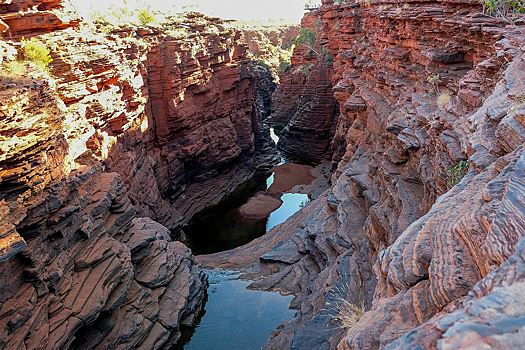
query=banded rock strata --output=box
[200,1,525,349]
[0,1,277,348]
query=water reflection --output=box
[181,126,311,349]
[267,193,309,231]
[179,271,295,350]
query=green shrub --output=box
[448,160,469,186]
[293,28,317,51]
[279,60,292,73]
[137,8,156,26]
[4,60,26,76]
[482,0,525,18]
[21,38,52,71]
[323,50,334,66]
[293,29,334,65]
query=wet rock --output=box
[269,163,316,194]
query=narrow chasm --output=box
[180,125,331,349]
[1,1,525,350]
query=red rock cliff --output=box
[0,2,277,348]
[199,1,525,349]
[271,11,338,163]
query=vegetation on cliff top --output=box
[137,8,157,26]
[21,38,53,71]
[226,21,299,79]
[482,0,525,18]
[1,38,52,77]
[89,6,159,29]
[293,28,333,66]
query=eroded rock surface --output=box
[2,0,525,349]
[0,3,278,348]
[270,11,338,163]
[201,1,525,349]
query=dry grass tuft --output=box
[437,92,452,109]
[333,298,365,329]
[321,283,366,331]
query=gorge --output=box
[1,0,525,349]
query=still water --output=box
[179,271,295,350]
[181,127,309,349]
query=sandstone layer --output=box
[239,194,283,219]
[0,2,278,348]
[270,11,338,163]
[201,1,525,349]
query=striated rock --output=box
[199,1,525,349]
[0,3,277,349]
[270,11,338,163]
[277,63,338,163]
[2,0,524,349]
[0,0,80,34]
[0,167,206,350]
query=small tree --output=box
[293,28,333,65]
[293,28,320,56]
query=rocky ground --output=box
[0,1,281,348]
[202,0,525,349]
[1,0,525,349]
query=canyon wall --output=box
[201,0,525,349]
[270,11,339,163]
[0,1,277,348]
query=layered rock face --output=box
[0,77,207,349]
[0,0,80,34]
[200,1,525,349]
[0,2,276,348]
[270,12,338,163]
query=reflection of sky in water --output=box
[266,172,275,190]
[183,270,295,350]
[183,127,310,348]
[267,193,309,231]
[270,127,279,145]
